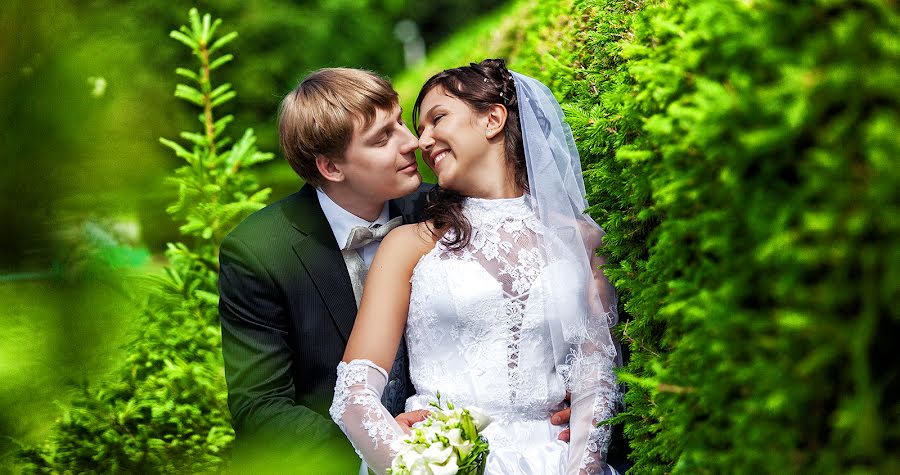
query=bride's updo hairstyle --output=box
[412,58,527,250]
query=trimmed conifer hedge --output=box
[397,0,899,472]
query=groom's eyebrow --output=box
[364,107,402,143]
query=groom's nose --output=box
[398,126,418,154]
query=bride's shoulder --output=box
[378,222,440,265]
[387,221,443,244]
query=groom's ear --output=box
[315,155,345,183]
[485,103,508,140]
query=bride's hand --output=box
[394,409,431,434]
[551,391,572,442]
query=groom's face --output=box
[336,104,422,203]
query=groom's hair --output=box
[278,68,399,187]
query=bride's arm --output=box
[566,339,619,475]
[329,223,435,474]
[566,226,621,475]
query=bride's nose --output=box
[418,128,434,153]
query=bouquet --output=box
[388,393,492,475]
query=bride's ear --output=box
[484,104,508,140]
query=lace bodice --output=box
[405,195,565,418]
[331,196,618,475]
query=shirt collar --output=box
[316,188,390,249]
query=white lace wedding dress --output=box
[331,196,619,475]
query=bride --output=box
[330,59,620,475]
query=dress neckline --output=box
[459,194,535,232]
[463,194,530,213]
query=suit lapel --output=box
[283,184,431,343]
[284,186,357,342]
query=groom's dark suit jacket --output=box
[218,183,430,472]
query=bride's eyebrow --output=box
[416,104,443,133]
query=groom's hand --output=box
[551,392,572,442]
[395,410,431,434]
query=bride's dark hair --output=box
[412,58,528,250]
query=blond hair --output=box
[278,68,398,187]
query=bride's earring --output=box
[485,128,494,135]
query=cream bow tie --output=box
[342,216,403,251]
[341,216,402,307]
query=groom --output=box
[217,68,429,472]
[218,67,576,472]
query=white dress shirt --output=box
[317,189,391,475]
[316,188,390,267]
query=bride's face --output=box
[416,87,492,191]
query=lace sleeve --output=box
[329,359,404,474]
[564,343,619,475]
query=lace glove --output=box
[565,350,619,475]
[329,359,404,475]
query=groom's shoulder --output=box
[391,183,434,220]
[411,182,434,199]
[223,188,312,248]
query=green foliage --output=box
[14,0,899,472]
[577,1,899,473]
[0,0,97,270]
[0,1,508,258]
[82,0,507,159]
[19,9,272,473]
[205,0,507,154]
[397,0,899,472]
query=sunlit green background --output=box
[0,0,503,467]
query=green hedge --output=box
[396,0,899,473]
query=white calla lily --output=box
[466,406,492,431]
[427,452,459,475]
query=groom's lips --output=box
[398,161,418,173]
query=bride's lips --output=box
[429,149,450,168]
